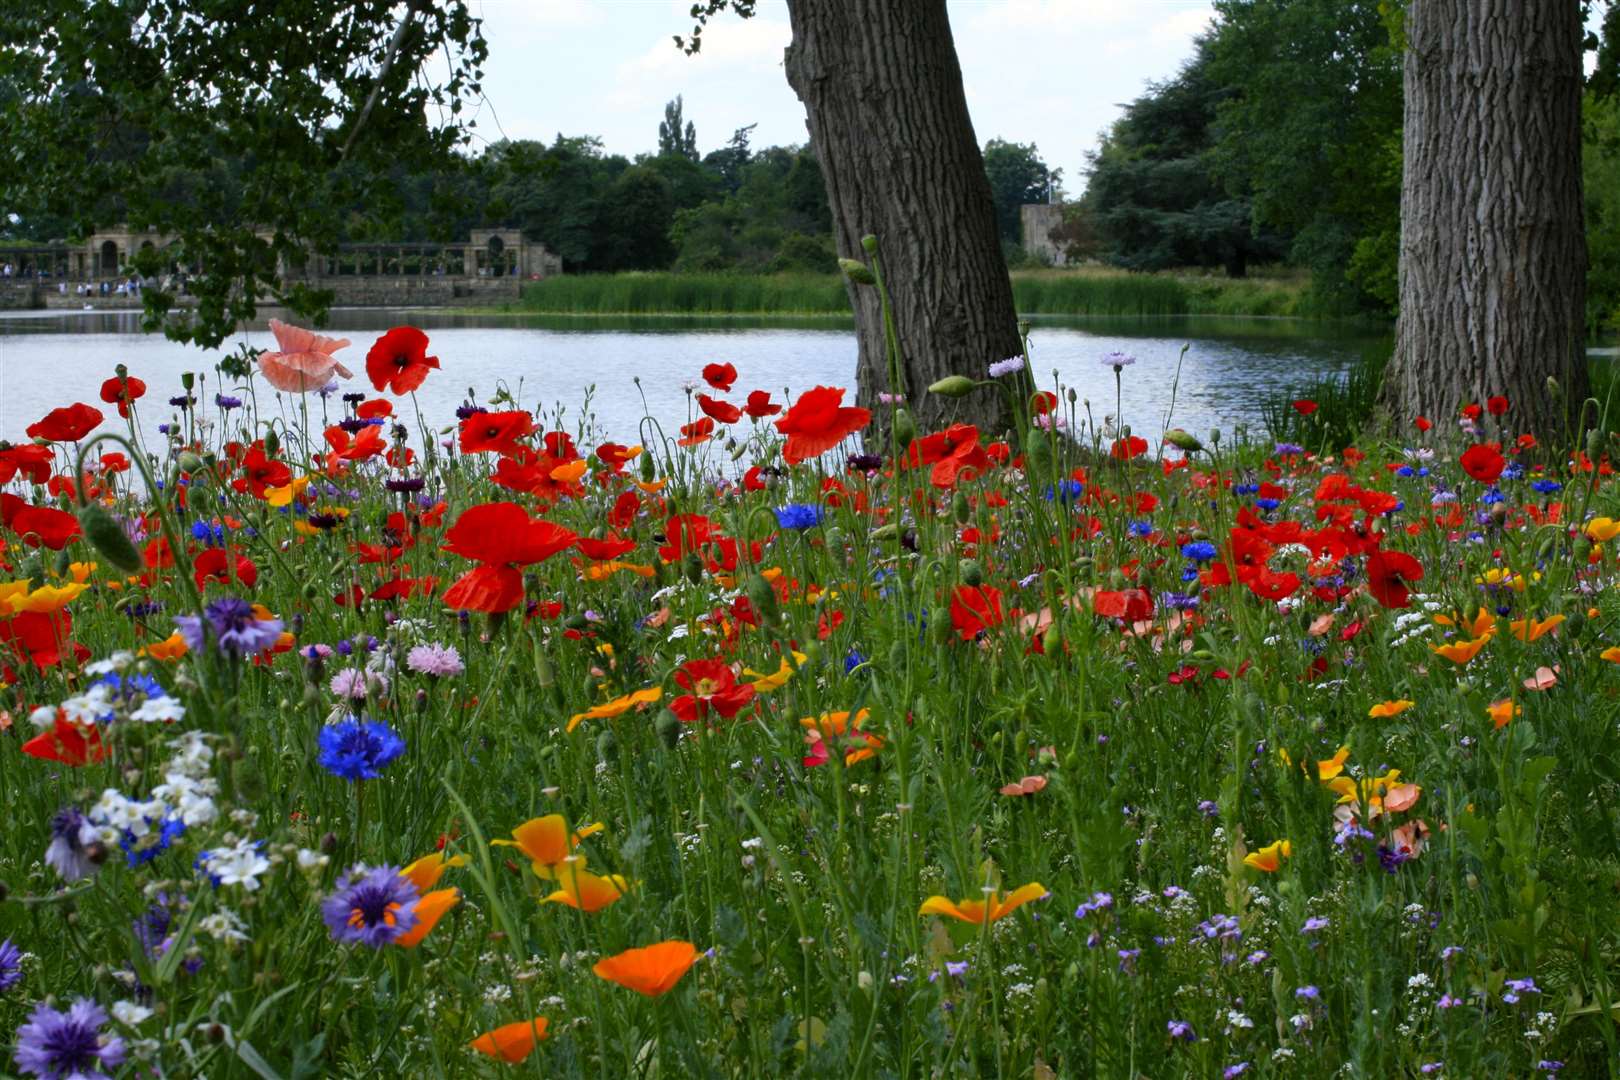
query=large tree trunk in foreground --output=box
[784,0,1022,437]
[1384,0,1588,439]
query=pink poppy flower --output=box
[257,319,354,393]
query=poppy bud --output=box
[77,502,143,574]
[563,612,588,631]
[595,729,617,762]
[1042,622,1063,655]
[1545,376,1561,400]
[176,450,204,475]
[264,427,279,458]
[959,559,983,587]
[1209,428,1222,446]
[929,605,950,646]
[181,371,195,390]
[928,375,976,398]
[683,551,705,585]
[952,490,971,524]
[838,258,875,286]
[302,582,319,600]
[1163,428,1202,452]
[321,831,338,855]
[1588,427,1604,460]
[745,573,780,624]
[1024,426,1052,476]
[1566,608,1587,636]
[639,452,656,482]
[893,408,917,448]
[871,523,898,542]
[1063,752,1079,773]
[861,234,879,254]
[655,710,681,748]
[53,546,72,578]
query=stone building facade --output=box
[1020,203,1070,267]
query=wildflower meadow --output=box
[2,303,1619,1078]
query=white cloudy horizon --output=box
[459,0,1219,197]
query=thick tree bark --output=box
[784,0,1023,436]
[1384,0,1588,439]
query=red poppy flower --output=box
[357,399,393,420]
[1110,435,1148,460]
[99,374,148,418]
[324,424,385,463]
[1292,399,1318,416]
[702,362,737,392]
[775,386,872,465]
[575,535,637,561]
[193,548,258,592]
[234,445,291,499]
[2,499,81,550]
[27,402,104,443]
[908,424,991,489]
[670,658,755,723]
[697,394,743,424]
[608,490,641,530]
[1486,395,1509,416]
[1414,415,1432,432]
[1093,589,1154,622]
[678,417,715,447]
[460,411,535,456]
[1460,403,1483,421]
[366,326,441,394]
[950,584,1005,641]
[441,502,578,613]
[743,390,782,418]
[0,609,79,670]
[1243,567,1300,603]
[22,714,106,766]
[596,443,638,472]
[0,443,53,485]
[1030,390,1059,416]
[1365,548,1423,609]
[1459,443,1505,484]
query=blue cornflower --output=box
[1255,497,1280,511]
[774,504,824,530]
[1044,480,1084,503]
[1127,520,1154,538]
[1167,1020,1196,1042]
[318,718,406,780]
[214,393,242,410]
[844,649,867,674]
[1180,541,1218,562]
[14,999,126,1080]
[1396,465,1415,477]
[0,938,22,992]
[1274,442,1304,456]
[1531,479,1562,494]
[321,865,419,948]
[1501,462,1525,481]
[121,814,186,867]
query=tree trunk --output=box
[784,0,1022,436]
[1384,0,1588,439]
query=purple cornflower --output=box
[45,807,100,883]
[1167,1019,1196,1042]
[988,356,1025,378]
[1301,916,1330,935]
[1295,985,1320,1000]
[1436,994,1461,1009]
[1102,351,1136,371]
[0,939,22,992]
[1274,442,1305,456]
[945,960,968,978]
[1073,892,1114,920]
[406,643,464,678]
[1538,1062,1563,1073]
[174,597,284,657]
[317,718,406,781]
[214,393,242,409]
[1503,977,1540,1003]
[1224,1065,1251,1079]
[1420,1065,1443,1076]
[321,865,420,948]
[1117,948,1140,974]
[386,476,426,494]
[14,998,126,1080]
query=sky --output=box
[460,0,1218,197]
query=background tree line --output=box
[1068,0,1620,330]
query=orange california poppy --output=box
[1487,699,1521,728]
[566,686,662,732]
[1368,699,1414,719]
[917,882,1047,924]
[469,1017,549,1063]
[1431,637,1489,665]
[394,888,460,948]
[542,865,629,912]
[592,941,700,997]
[1242,839,1292,872]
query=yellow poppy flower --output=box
[68,561,98,583]
[1368,699,1415,719]
[582,560,655,581]
[140,631,189,662]
[745,652,808,692]
[1276,745,1350,781]
[5,582,87,614]
[1603,646,1620,664]
[492,815,605,880]
[542,863,631,912]
[566,685,662,732]
[1243,839,1292,872]
[401,851,468,892]
[1586,517,1620,542]
[265,476,311,508]
[918,882,1047,924]
[549,459,588,484]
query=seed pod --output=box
[861,234,879,255]
[78,502,143,574]
[928,375,976,398]
[893,408,917,448]
[952,490,971,524]
[959,558,983,587]
[838,258,875,286]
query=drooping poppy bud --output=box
[77,501,143,574]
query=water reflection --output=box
[2,308,1386,447]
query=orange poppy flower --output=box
[469,1017,549,1063]
[592,940,700,997]
[566,686,662,732]
[1487,699,1521,728]
[1431,637,1489,665]
[1508,614,1564,642]
[1368,699,1414,719]
[918,882,1047,924]
[1242,839,1292,872]
[401,852,468,891]
[395,887,460,948]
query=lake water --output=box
[0,308,1386,449]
